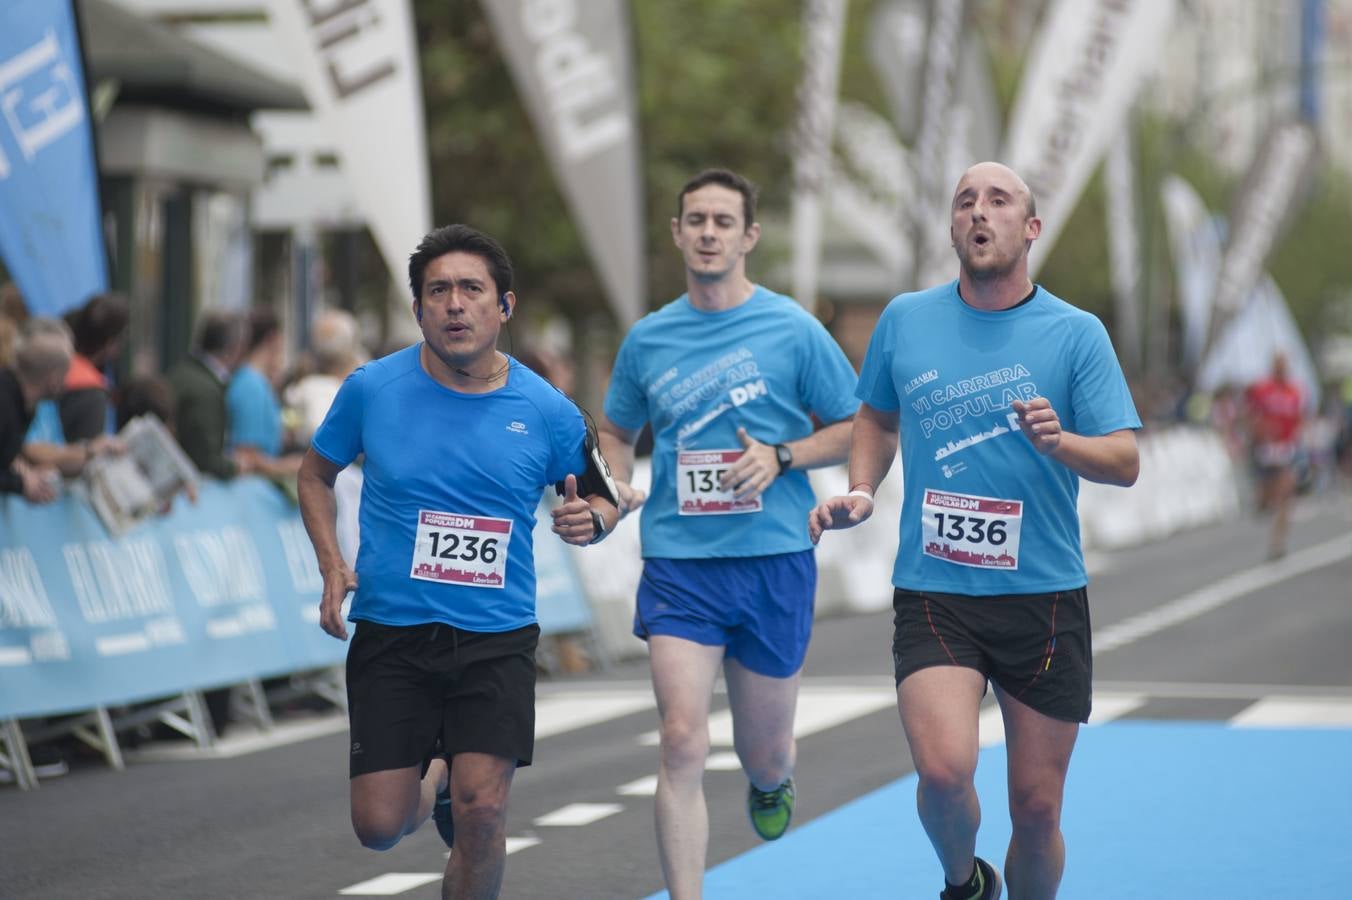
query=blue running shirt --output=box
[312,346,585,631]
[857,282,1141,594]
[606,286,860,558]
[227,364,283,456]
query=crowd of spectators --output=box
[1,289,370,754]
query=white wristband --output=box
[846,489,874,502]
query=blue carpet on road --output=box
[644,722,1352,899]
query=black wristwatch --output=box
[588,508,607,544]
[774,443,793,475]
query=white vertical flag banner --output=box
[1104,138,1142,370]
[480,0,644,327]
[264,0,431,299]
[908,0,964,290]
[1197,275,1320,411]
[1160,174,1223,369]
[1003,0,1176,278]
[1206,119,1318,349]
[790,0,848,313]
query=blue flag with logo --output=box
[0,0,106,317]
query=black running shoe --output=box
[940,857,1002,900]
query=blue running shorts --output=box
[633,551,816,678]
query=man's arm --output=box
[1012,398,1140,486]
[596,414,646,513]
[720,416,855,502]
[550,474,622,546]
[297,448,355,639]
[808,403,899,543]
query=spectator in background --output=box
[167,311,249,480]
[1,320,73,503]
[61,292,129,442]
[117,375,177,432]
[0,314,17,369]
[17,317,122,479]
[285,308,365,445]
[227,307,302,478]
[1245,353,1304,560]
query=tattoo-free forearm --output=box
[783,418,853,470]
[847,404,900,494]
[1050,429,1140,486]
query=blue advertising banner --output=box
[0,0,107,317]
[0,479,343,720]
[0,480,597,721]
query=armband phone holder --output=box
[555,403,620,508]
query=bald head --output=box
[954,162,1037,218]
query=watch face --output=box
[776,444,792,471]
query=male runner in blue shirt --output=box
[599,169,859,899]
[298,224,619,900]
[811,162,1141,900]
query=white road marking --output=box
[1230,697,1352,729]
[638,687,897,746]
[1094,680,1352,700]
[533,802,624,827]
[706,751,742,771]
[977,705,1005,748]
[338,873,441,895]
[1089,692,1148,725]
[1094,533,1352,653]
[978,692,1146,748]
[127,715,348,762]
[535,692,654,739]
[506,836,542,854]
[617,775,658,796]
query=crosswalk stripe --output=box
[638,687,897,746]
[506,836,541,854]
[338,873,441,895]
[706,751,742,770]
[617,775,658,796]
[533,802,624,826]
[1230,697,1352,729]
[535,692,654,739]
[978,692,1144,748]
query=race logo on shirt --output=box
[650,347,769,445]
[905,364,1039,462]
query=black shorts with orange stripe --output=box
[891,586,1092,723]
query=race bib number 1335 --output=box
[410,511,512,588]
[921,489,1022,570]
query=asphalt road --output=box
[4,495,1350,899]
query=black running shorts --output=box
[345,619,540,778]
[891,586,1092,723]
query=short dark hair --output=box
[677,169,758,230]
[246,307,282,353]
[117,375,175,431]
[196,311,246,356]
[407,225,514,301]
[66,292,129,358]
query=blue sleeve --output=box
[226,374,273,451]
[603,332,648,432]
[311,367,367,467]
[855,304,901,411]
[796,317,860,423]
[1067,316,1142,436]
[24,400,66,444]
[547,395,587,485]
